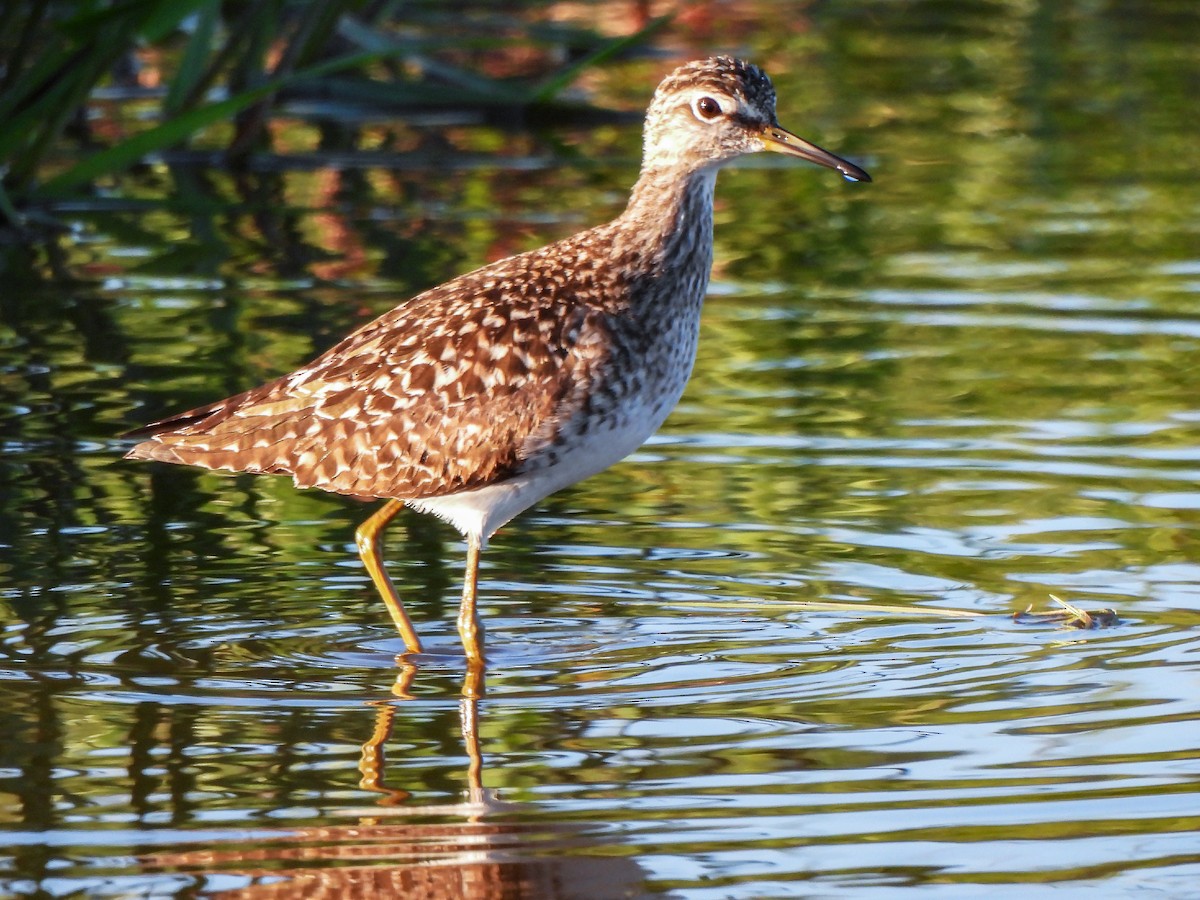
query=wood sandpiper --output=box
[124,57,871,662]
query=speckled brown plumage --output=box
[124,56,870,661]
[126,209,690,502]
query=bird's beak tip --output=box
[762,124,871,184]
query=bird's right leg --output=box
[457,535,485,664]
[356,499,424,654]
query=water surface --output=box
[3,2,1200,897]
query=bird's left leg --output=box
[356,499,424,654]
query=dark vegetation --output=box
[0,0,664,236]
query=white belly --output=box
[408,359,693,544]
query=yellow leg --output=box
[355,500,424,654]
[456,535,485,663]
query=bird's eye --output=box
[692,96,723,121]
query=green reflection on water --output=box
[2,1,1200,897]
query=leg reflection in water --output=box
[144,664,652,898]
[359,662,490,810]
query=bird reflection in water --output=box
[143,667,654,899]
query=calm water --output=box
[3,3,1200,897]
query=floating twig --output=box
[1013,594,1120,629]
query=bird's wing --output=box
[124,246,613,500]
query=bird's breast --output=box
[516,267,708,479]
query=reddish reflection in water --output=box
[144,667,652,899]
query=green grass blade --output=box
[38,51,395,197]
[531,14,671,104]
[164,0,220,114]
[138,0,212,43]
[335,15,525,103]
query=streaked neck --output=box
[613,164,718,273]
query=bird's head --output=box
[642,56,870,183]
